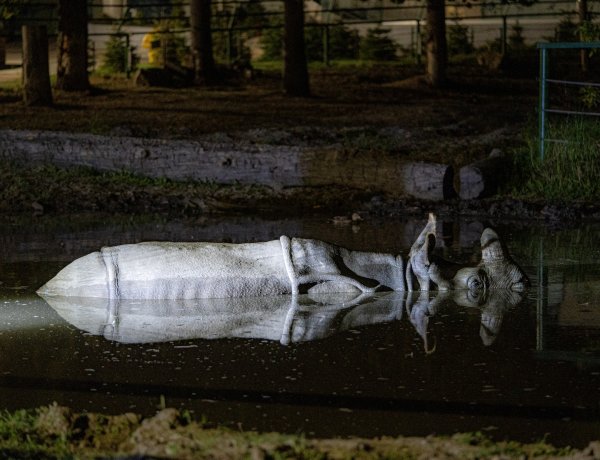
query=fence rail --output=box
[3,1,600,88]
[537,41,600,160]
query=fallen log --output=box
[400,162,455,201]
[0,129,456,200]
[458,149,509,200]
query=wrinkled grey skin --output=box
[406,214,529,294]
[406,214,451,291]
[39,213,527,302]
[404,213,528,350]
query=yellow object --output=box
[141,32,162,65]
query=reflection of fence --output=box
[537,41,600,160]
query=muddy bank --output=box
[371,196,600,226]
[0,69,592,223]
[2,404,595,459]
[0,128,596,223]
[1,154,598,226]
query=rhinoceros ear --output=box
[480,228,506,263]
[412,213,436,246]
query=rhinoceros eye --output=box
[467,270,489,292]
[467,270,486,291]
[468,277,480,290]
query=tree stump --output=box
[22,25,53,106]
[401,162,455,201]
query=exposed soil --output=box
[0,64,536,145]
[3,404,597,459]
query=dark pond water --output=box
[1,214,599,447]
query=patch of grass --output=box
[0,160,214,214]
[451,431,573,458]
[0,405,587,459]
[0,77,21,92]
[515,117,600,200]
[0,408,71,458]
[252,59,283,72]
[0,159,372,215]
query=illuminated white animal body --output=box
[37,236,405,300]
[38,215,528,301]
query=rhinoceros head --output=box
[452,228,529,293]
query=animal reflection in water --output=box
[42,288,524,348]
[38,213,528,349]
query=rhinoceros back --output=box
[39,240,293,299]
[38,237,405,300]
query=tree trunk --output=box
[0,36,6,68]
[190,0,216,85]
[22,25,52,106]
[56,0,89,91]
[425,0,447,88]
[283,0,310,97]
[578,0,589,73]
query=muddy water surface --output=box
[0,214,599,447]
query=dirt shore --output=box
[1,404,597,459]
[5,64,587,222]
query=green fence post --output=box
[538,45,547,161]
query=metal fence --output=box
[87,0,598,73]
[537,41,600,160]
[2,1,599,75]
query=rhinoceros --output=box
[37,214,528,300]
